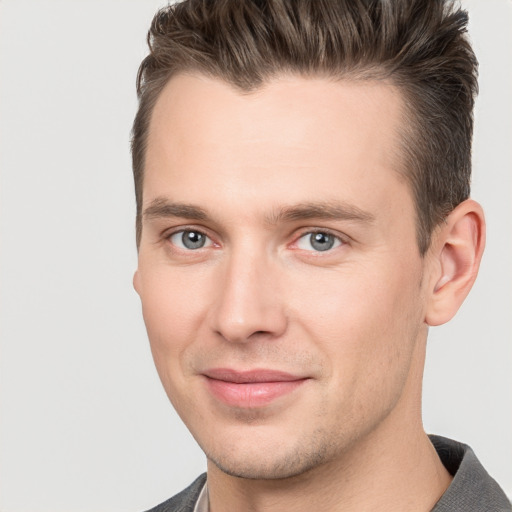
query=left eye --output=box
[296,232,342,252]
[169,230,213,250]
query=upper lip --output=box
[203,368,306,383]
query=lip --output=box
[202,368,309,408]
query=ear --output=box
[133,269,141,296]
[425,199,486,326]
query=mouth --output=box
[202,368,309,408]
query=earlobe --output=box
[425,199,485,326]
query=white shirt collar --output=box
[193,481,209,512]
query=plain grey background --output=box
[0,1,510,511]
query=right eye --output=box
[169,230,213,250]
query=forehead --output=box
[144,73,410,224]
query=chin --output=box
[209,453,328,480]
[203,431,334,480]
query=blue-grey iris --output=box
[310,232,335,251]
[182,231,206,249]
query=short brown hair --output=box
[132,0,478,253]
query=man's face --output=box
[135,73,433,479]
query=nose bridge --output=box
[210,242,286,343]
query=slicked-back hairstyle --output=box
[132,0,478,253]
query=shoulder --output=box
[143,474,207,512]
[430,435,511,512]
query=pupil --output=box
[311,232,334,251]
[183,231,205,249]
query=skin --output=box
[134,73,485,511]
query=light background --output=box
[0,1,510,511]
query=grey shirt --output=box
[430,435,510,511]
[145,435,511,512]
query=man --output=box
[131,0,510,510]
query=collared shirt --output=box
[192,482,208,512]
[430,435,511,511]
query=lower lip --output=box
[204,378,307,408]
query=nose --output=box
[209,249,288,343]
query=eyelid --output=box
[163,223,209,238]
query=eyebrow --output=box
[265,202,375,225]
[143,198,375,225]
[143,198,208,221]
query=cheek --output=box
[291,260,424,388]
[316,266,423,438]
[137,267,217,428]
[138,267,209,381]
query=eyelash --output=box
[164,227,346,253]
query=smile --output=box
[202,369,309,408]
